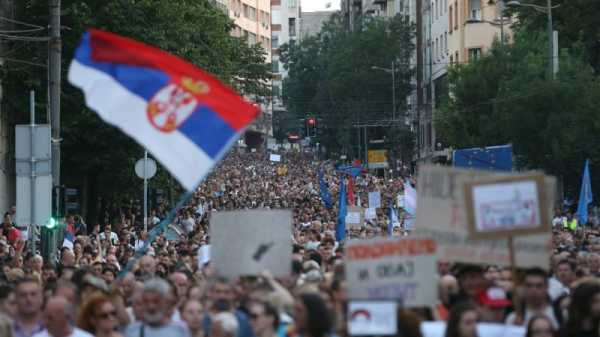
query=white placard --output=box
[210,210,292,278]
[420,322,525,337]
[368,191,381,209]
[365,208,377,220]
[269,154,281,162]
[397,195,405,209]
[346,206,364,228]
[348,301,397,336]
[345,237,437,307]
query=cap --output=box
[476,287,512,308]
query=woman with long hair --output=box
[181,299,204,337]
[445,302,478,337]
[292,293,333,337]
[76,293,123,337]
[526,315,557,337]
[560,279,600,337]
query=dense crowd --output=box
[0,150,599,337]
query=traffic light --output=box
[308,118,316,126]
[45,217,57,229]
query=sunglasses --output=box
[97,310,117,320]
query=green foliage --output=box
[2,0,271,218]
[280,14,416,158]
[436,28,600,197]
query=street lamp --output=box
[507,0,560,78]
[371,63,396,122]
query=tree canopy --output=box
[2,0,271,220]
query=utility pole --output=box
[49,0,61,190]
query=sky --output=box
[301,0,340,12]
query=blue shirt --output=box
[13,320,44,337]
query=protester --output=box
[444,302,478,337]
[560,279,600,337]
[506,268,560,328]
[34,296,93,337]
[181,299,204,337]
[526,315,557,337]
[13,277,44,337]
[77,293,123,337]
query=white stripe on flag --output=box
[68,60,214,190]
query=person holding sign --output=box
[444,302,478,337]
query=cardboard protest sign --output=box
[368,191,381,209]
[348,301,397,336]
[464,174,549,239]
[413,165,554,268]
[269,154,281,162]
[346,206,365,228]
[210,210,292,278]
[345,237,437,307]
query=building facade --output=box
[299,11,334,40]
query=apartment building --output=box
[419,0,509,162]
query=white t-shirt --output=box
[548,276,570,301]
[505,305,559,329]
[33,327,94,337]
[100,231,120,245]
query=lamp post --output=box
[371,62,396,122]
[507,0,559,78]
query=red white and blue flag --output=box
[68,29,260,190]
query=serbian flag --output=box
[68,29,260,190]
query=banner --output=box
[368,150,388,169]
[413,165,554,268]
[368,191,382,209]
[348,301,397,336]
[269,154,281,162]
[345,237,438,308]
[346,206,365,229]
[210,210,292,278]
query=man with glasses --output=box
[505,268,560,329]
[248,302,279,337]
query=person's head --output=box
[249,301,280,337]
[445,302,478,337]
[2,212,11,225]
[76,293,119,335]
[211,312,239,337]
[525,315,557,337]
[566,279,600,332]
[15,277,43,319]
[294,293,332,337]
[31,254,43,272]
[589,254,600,273]
[554,259,576,286]
[0,284,16,318]
[142,278,174,326]
[181,299,204,333]
[92,262,104,276]
[61,248,75,267]
[139,255,156,277]
[102,267,117,285]
[439,274,459,307]
[209,277,236,310]
[456,265,486,298]
[44,296,75,336]
[169,272,189,302]
[131,286,145,322]
[54,281,78,305]
[42,263,57,284]
[523,268,549,306]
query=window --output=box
[455,2,459,29]
[444,0,447,12]
[288,0,297,8]
[455,51,459,63]
[248,32,257,44]
[469,0,481,20]
[444,32,448,55]
[272,36,279,48]
[245,6,257,21]
[449,5,453,31]
[272,60,280,73]
[468,48,482,61]
[289,18,296,36]
[450,54,454,64]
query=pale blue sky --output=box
[301,0,340,12]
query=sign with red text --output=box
[413,166,554,268]
[345,238,438,307]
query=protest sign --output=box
[348,301,397,336]
[365,207,377,220]
[345,237,437,307]
[420,322,525,337]
[346,206,365,229]
[368,191,381,209]
[210,210,292,278]
[413,165,554,268]
[269,154,281,162]
[397,195,405,209]
[464,174,549,240]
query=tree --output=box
[436,29,600,197]
[1,0,271,221]
[280,13,416,159]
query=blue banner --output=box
[453,144,513,171]
[336,178,347,242]
[577,159,593,225]
[319,170,333,209]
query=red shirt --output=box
[3,226,21,245]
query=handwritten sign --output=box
[413,165,554,268]
[348,301,397,336]
[269,154,281,162]
[421,322,525,337]
[210,210,292,278]
[346,206,365,228]
[345,237,437,307]
[465,174,549,239]
[368,191,381,209]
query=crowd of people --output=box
[0,150,599,337]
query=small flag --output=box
[336,164,363,178]
[336,178,347,242]
[318,170,333,209]
[577,159,593,225]
[388,205,400,235]
[68,29,260,190]
[62,232,75,250]
[404,180,417,215]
